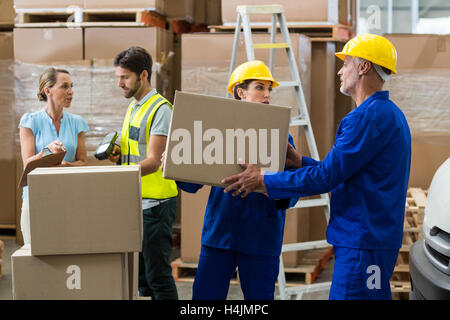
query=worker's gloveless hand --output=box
[108,144,121,163]
[222,163,266,198]
[285,143,302,169]
[46,140,66,154]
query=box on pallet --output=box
[164,0,194,21]
[0,0,15,24]
[221,0,356,26]
[11,245,130,300]
[84,0,164,11]
[13,0,84,9]
[13,28,84,63]
[84,27,174,101]
[384,34,450,189]
[28,166,142,255]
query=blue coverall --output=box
[264,91,411,299]
[177,135,298,300]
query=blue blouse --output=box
[18,109,90,201]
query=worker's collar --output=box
[134,88,157,108]
[370,90,389,100]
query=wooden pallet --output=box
[15,8,166,28]
[208,23,355,42]
[0,224,16,241]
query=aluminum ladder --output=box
[228,4,332,300]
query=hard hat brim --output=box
[227,78,280,95]
[334,52,397,74]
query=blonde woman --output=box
[18,67,89,244]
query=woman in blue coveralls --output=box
[18,67,89,245]
[174,61,298,300]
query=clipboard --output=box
[18,151,67,188]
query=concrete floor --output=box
[0,239,331,300]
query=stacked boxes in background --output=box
[11,166,142,299]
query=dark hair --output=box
[114,46,152,83]
[38,68,70,102]
[233,79,254,100]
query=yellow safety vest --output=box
[120,93,178,199]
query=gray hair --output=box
[354,57,391,82]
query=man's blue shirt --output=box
[264,91,411,249]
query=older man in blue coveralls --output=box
[222,34,412,300]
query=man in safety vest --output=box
[109,46,178,300]
[222,34,412,300]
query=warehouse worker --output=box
[19,67,89,244]
[222,34,412,300]
[109,46,178,300]
[163,61,299,300]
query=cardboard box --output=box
[13,28,83,63]
[14,0,84,9]
[0,32,14,60]
[84,0,164,11]
[163,91,291,187]
[28,166,142,256]
[181,33,311,116]
[164,0,194,21]
[0,0,15,24]
[84,27,174,101]
[384,34,450,189]
[12,245,129,300]
[221,0,355,25]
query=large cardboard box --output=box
[14,0,84,8]
[12,245,129,300]
[384,34,450,189]
[28,166,142,256]
[163,91,291,187]
[181,33,311,116]
[0,33,14,60]
[13,28,83,63]
[0,0,15,24]
[84,0,164,11]
[84,27,174,101]
[164,0,194,21]
[221,0,356,26]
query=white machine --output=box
[409,157,450,299]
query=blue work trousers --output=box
[329,246,399,300]
[192,245,280,300]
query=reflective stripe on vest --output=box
[120,93,178,199]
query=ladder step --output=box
[278,81,300,88]
[282,240,331,253]
[237,5,284,15]
[290,118,308,127]
[293,198,328,208]
[253,42,290,49]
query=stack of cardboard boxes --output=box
[11,165,142,299]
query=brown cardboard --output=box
[28,166,142,256]
[0,0,15,24]
[14,0,84,8]
[0,160,16,225]
[221,0,355,25]
[84,0,163,11]
[163,91,291,188]
[127,252,139,300]
[0,32,14,60]
[164,0,194,21]
[384,34,450,188]
[180,186,209,263]
[12,245,128,300]
[181,32,311,117]
[13,28,83,63]
[84,27,172,62]
[206,0,222,26]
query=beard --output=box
[123,79,141,99]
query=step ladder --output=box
[228,5,332,300]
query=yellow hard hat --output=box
[227,60,279,94]
[335,34,397,74]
